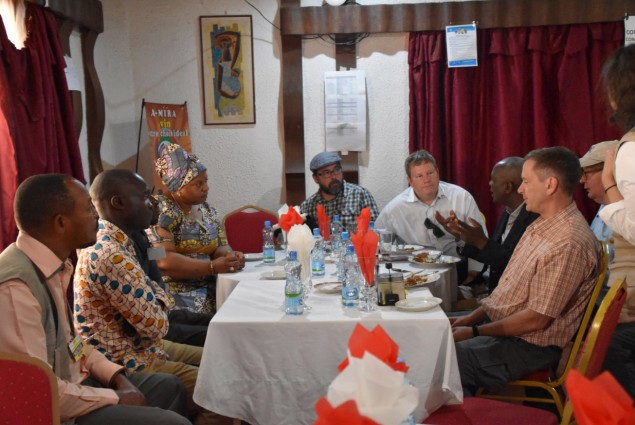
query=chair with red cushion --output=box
[425,278,626,425]
[0,352,60,425]
[223,205,278,254]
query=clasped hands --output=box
[213,251,245,273]
[435,210,488,250]
[448,315,475,342]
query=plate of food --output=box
[410,251,461,267]
[404,272,440,288]
[260,270,286,280]
[395,297,442,312]
[245,252,264,262]
[314,281,342,294]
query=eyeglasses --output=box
[317,166,343,179]
[424,218,445,238]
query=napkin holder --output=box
[377,272,405,306]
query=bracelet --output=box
[209,260,216,276]
[605,184,618,193]
[472,325,480,337]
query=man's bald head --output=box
[490,156,526,209]
[90,169,152,233]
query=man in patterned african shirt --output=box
[74,169,231,425]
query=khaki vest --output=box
[0,244,72,380]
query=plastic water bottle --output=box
[336,231,350,282]
[285,251,304,315]
[330,215,343,251]
[263,220,275,264]
[311,228,325,277]
[341,245,360,308]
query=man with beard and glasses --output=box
[300,151,379,233]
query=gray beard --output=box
[320,181,343,196]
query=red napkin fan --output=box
[279,206,305,232]
[314,399,380,425]
[350,208,378,286]
[338,324,409,373]
[317,204,330,241]
[565,370,635,425]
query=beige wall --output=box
[81,0,460,218]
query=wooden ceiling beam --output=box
[280,0,634,35]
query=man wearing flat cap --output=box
[300,151,379,232]
[579,140,620,243]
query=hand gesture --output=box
[455,217,488,249]
[434,210,460,239]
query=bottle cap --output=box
[333,215,340,222]
[288,251,298,261]
[313,228,321,236]
[341,231,349,240]
[264,220,271,227]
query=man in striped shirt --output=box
[450,147,602,395]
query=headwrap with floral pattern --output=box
[155,141,206,192]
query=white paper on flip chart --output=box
[324,70,367,152]
[446,24,478,68]
[625,16,635,46]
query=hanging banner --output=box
[144,101,192,188]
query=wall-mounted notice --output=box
[324,70,367,152]
[625,16,635,46]
[446,24,478,68]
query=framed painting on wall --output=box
[200,15,256,125]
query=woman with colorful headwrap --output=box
[147,141,245,315]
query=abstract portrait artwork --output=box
[200,15,255,125]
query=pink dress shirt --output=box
[0,232,123,420]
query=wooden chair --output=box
[0,352,60,425]
[223,205,278,254]
[559,278,627,424]
[425,278,626,425]
[476,241,610,415]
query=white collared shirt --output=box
[375,182,487,271]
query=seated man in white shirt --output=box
[375,150,487,281]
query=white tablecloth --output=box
[195,279,463,425]
[216,252,457,311]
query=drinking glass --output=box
[357,256,378,312]
[379,230,393,256]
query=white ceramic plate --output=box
[395,297,442,312]
[393,244,425,255]
[245,252,264,262]
[409,253,461,268]
[314,281,342,294]
[403,272,440,288]
[260,270,286,280]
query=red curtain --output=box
[0,5,84,251]
[409,22,623,229]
